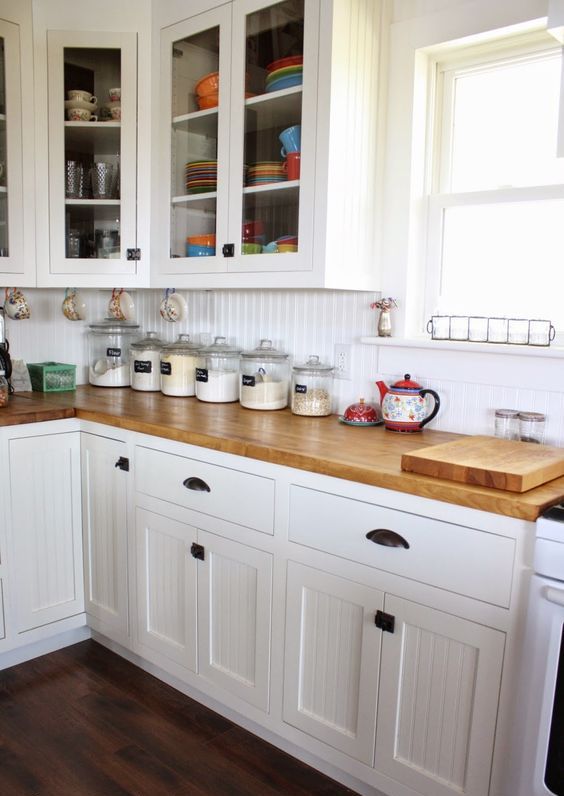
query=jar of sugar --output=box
[239,339,290,410]
[195,336,241,403]
[160,334,201,397]
[130,331,164,391]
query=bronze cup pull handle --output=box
[183,476,211,492]
[366,529,409,549]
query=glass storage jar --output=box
[88,320,140,387]
[494,408,520,440]
[130,332,164,392]
[239,339,290,410]
[195,336,241,403]
[291,355,334,416]
[519,411,546,444]
[160,334,201,397]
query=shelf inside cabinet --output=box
[64,122,121,154]
[66,199,120,206]
[172,108,218,138]
[243,181,299,208]
[0,186,6,194]
[245,87,302,133]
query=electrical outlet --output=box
[334,343,351,380]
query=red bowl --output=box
[242,220,265,238]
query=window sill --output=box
[359,336,564,358]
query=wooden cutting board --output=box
[401,435,564,492]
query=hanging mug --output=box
[62,288,87,321]
[4,287,31,320]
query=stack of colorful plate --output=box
[265,55,303,93]
[246,161,286,186]
[185,160,217,194]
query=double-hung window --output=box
[424,31,564,329]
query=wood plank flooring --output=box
[0,640,358,796]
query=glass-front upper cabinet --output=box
[46,31,138,279]
[0,14,32,284]
[157,0,317,286]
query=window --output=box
[424,32,564,328]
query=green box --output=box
[27,362,76,392]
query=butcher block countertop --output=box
[2,384,564,522]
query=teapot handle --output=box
[419,389,440,428]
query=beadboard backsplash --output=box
[5,287,564,446]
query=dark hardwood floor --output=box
[0,640,358,796]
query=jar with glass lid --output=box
[160,334,201,397]
[88,320,140,387]
[291,355,334,416]
[130,331,164,392]
[195,336,241,403]
[239,339,290,410]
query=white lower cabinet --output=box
[9,432,84,632]
[81,432,129,640]
[0,580,5,640]
[284,560,506,796]
[134,504,272,712]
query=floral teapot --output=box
[376,374,440,432]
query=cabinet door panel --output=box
[283,561,383,764]
[375,595,505,796]
[10,433,84,631]
[198,529,272,711]
[135,507,197,672]
[81,433,128,636]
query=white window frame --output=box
[422,30,564,327]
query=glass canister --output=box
[88,320,140,387]
[160,334,201,397]
[130,331,164,392]
[519,411,546,444]
[239,339,290,410]
[291,355,334,416]
[195,336,241,403]
[494,408,520,440]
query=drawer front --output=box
[135,446,275,534]
[289,486,514,606]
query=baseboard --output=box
[0,625,92,670]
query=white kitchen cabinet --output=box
[0,0,36,285]
[154,0,386,289]
[81,432,129,641]
[9,432,84,632]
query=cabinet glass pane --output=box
[0,37,8,258]
[242,0,303,255]
[63,47,121,260]
[170,27,219,259]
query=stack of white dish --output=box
[65,89,98,122]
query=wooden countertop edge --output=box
[74,408,553,522]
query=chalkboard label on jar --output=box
[196,367,209,383]
[107,347,121,358]
[242,374,256,387]
[295,383,307,394]
[160,361,172,376]
[134,360,152,374]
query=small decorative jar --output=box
[130,331,164,392]
[291,355,334,416]
[519,411,546,444]
[239,339,290,410]
[0,369,8,407]
[195,336,241,403]
[494,408,520,440]
[88,320,140,387]
[160,334,201,397]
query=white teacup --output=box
[62,288,87,321]
[67,108,97,122]
[159,289,187,322]
[109,87,121,102]
[67,89,97,104]
[109,105,121,121]
[4,287,31,320]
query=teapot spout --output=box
[375,380,388,402]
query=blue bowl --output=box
[265,74,303,93]
[186,243,215,257]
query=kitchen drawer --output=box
[135,445,274,534]
[289,485,515,606]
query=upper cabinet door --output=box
[0,9,35,286]
[44,30,138,285]
[158,4,232,278]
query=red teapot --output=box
[376,374,440,432]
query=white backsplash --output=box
[5,287,564,446]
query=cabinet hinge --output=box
[126,248,141,261]
[222,243,235,258]
[190,543,205,560]
[114,456,129,472]
[375,610,395,633]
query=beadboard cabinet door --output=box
[9,433,84,632]
[197,529,272,711]
[135,506,198,672]
[283,561,384,764]
[374,595,505,796]
[81,432,129,640]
